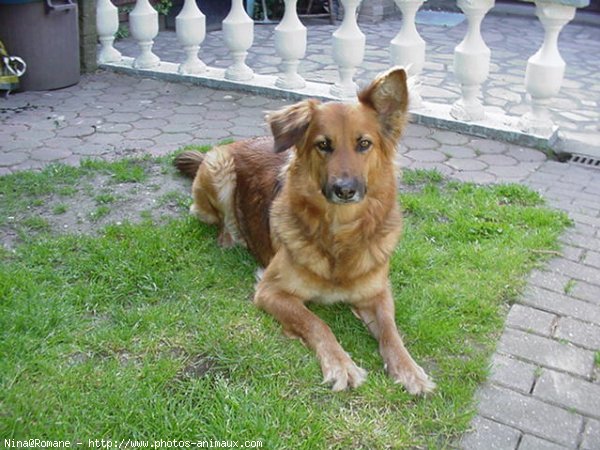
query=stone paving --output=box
[113,11,600,151]
[1,12,600,449]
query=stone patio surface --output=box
[112,9,600,153]
[1,9,599,450]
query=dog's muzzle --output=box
[323,177,366,204]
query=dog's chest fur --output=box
[269,167,402,296]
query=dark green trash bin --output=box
[0,0,80,91]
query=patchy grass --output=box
[89,205,112,222]
[0,159,150,227]
[52,204,68,215]
[0,158,570,447]
[402,167,445,186]
[80,158,150,184]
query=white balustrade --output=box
[390,0,426,109]
[331,0,365,99]
[223,0,254,81]
[97,0,122,64]
[129,0,160,69]
[95,0,591,150]
[451,0,495,121]
[176,0,206,75]
[519,1,576,135]
[275,0,307,89]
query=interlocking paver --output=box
[570,280,600,305]
[403,124,431,138]
[518,434,569,450]
[561,232,600,253]
[477,384,583,447]
[479,154,519,167]
[461,416,520,450]
[555,317,600,351]
[446,158,488,172]
[583,183,600,197]
[488,353,537,394]
[527,270,571,294]
[469,139,509,154]
[506,147,547,163]
[439,144,477,159]
[569,212,600,229]
[122,128,161,140]
[533,369,600,418]
[72,143,111,157]
[560,170,596,187]
[506,305,557,337]
[0,151,28,167]
[30,148,73,162]
[521,286,600,327]
[96,123,133,134]
[487,164,538,181]
[134,118,170,129]
[404,149,447,162]
[581,419,600,450]
[572,198,600,217]
[103,112,142,123]
[560,245,585,262]
[430,130,471,146]
[498,328,595,377]
[546,257,600,286]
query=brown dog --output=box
[175,68,435,394]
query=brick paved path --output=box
[1,71,599,449]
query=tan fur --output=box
[175,68,435,394]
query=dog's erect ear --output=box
[267,99,319,153]
[358,67,409,141]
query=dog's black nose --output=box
[332,178,359,202]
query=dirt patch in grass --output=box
[1,159,192,251]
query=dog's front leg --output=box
[353,289,435,395]
[254,287,367,391]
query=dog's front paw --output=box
[320,351,367,392]
[387,361,435,395]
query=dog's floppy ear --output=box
[358,67,409,142]
[267,99,319,153]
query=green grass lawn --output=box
[0,155,570,448]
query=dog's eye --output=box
[316,139,333,153]
[357,139,372,153]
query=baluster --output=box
[391,0,426,109]
[519,2,576,135]
[129,0,160,69]
[331,0,365,99]
[451,0,494,121]
[97,0,122,64]
[275,0,307,89]
[176,0,206,74]
[223,0,254,81]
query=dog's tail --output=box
[174,151,205,178]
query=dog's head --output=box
[267,68,409,205]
